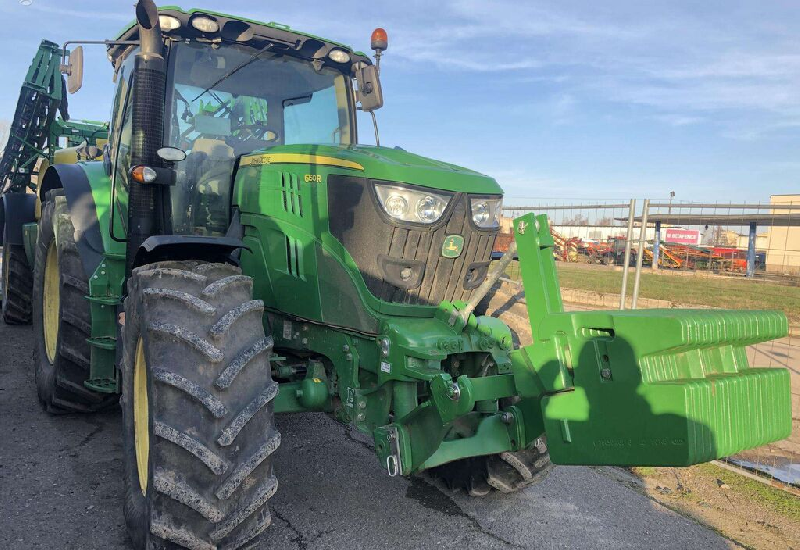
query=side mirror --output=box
[355,64,383,112]
[64,46,84,94]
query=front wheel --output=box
[431,437,552,497]
[122,260,280,550]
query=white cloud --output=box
[652,114,704,127]
[338,1,800,136]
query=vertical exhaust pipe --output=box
[135,0,163,59]
[126,0,167,278]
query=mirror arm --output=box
[60,40,140,66]
[370,111,380,147]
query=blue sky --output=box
[1,0,798,204]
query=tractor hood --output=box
[238,144,503,195]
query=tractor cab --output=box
[97,8,372,237]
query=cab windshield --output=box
[164,41,354,235]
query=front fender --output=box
[133,235,248,269]
[39,162,116,279]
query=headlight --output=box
[470,197,502,228]
[191,15,219,33]
[159,15,181,31]
[328,49,351,63]
[375,184,451,224]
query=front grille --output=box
[328,176,498,306]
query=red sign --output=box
[665,228,700,245]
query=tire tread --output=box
[32,193,118,412]
[122,261,279,550]
[2,243,33,324]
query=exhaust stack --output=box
[126,0,168,278]
[135,0,163,59]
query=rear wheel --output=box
[122,260,280,550]
[32,192,118,413]
[431,437,552,497]
[2,222,33,325]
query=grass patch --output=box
[631,466,657,477]
[550,263,800,324]
[696,463,800,522]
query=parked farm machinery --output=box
[550,226,581,262]
[498,227,764,273]
[0,3,793,549]
[643,244,684,268]
[0,39,108,324]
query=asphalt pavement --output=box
[0,320,734,550]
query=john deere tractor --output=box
[0,2,792,549]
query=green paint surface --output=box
[239,144,503,194]
[81,161,126,258]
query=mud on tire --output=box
[122,260,280,550]
[33,191,118,413]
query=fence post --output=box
[653,220,661,270]
[619,199,636,310]
[747,221,757,278]
[631,199,650,309]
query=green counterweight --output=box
[509,214,791,466]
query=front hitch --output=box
[371,213,791,476]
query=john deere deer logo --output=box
[441,235,464,258]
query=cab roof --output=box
[109,6,371,71]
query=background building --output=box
[765,194,800,274]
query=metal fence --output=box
[496,198,800,492]
[504,198,800,282]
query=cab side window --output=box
[284,79,346,145]
[110,53,137,192]
[114,96,133,192]
[107,50,138,234]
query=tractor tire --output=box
[121,260,281,550]
[431,436,552,497]
[32,191,118,413]
[2,224,33,325]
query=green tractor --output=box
[0,1,792,549]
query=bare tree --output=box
[562,213,589,226]
[705,225,735,246]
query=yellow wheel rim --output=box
[134,338,150,495]
[43,240,60,363]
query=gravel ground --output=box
[0,321,734,550]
